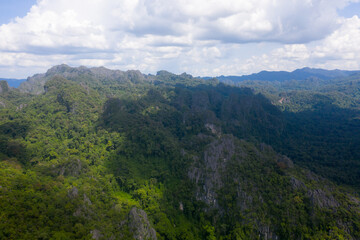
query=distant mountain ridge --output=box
[7,66,360,91]
[0,78,26,88]
[204,67,360,82]
[17,64,208,95]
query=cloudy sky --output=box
[0,0,360,78]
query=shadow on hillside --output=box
[279,102,360,187]
[0,121,30,164]
[99,83,360,187]
[98,84,285,185]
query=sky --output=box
[0,0,360,78]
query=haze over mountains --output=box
[0,78,26,88]
[4,66,360,89]
[202,67,360,82]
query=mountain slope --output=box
[1,65,360,239]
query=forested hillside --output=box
[0,65,359,239]
[215,70,360,188]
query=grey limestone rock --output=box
[290,176,306,190]
[19,64,148,94]
[90,229,103,240]
[128,207,157,240]
[0,80,9,94]
[55,158,83,177]
[188,135,237,207]
[68,186,79,199]
[307,189,340,208]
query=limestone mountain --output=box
[1,65,360,239]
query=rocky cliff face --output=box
[188,135,237,207]
[0,80,10,94]
[188,135,281,239]
[128,207,157,240]
[186,132,360,239]
[18,64,150,94]
[19,73,47,95]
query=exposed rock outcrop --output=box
[290,176,306,190]
[16,104,27,111]
[307,189,340,208]
[188,136,289,239]
[0,80,10,94]
[128,207,157,240]
[19,64,149,94]
[54,158,84,177]
[68,186,79,199]
[90,229,103,240]
[188,135,237,207]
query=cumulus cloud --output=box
[0,0,359,77]
[237,16,360,74]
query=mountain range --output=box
[203,67,360,82]
[3,66,360,89]
[0,64,360,239]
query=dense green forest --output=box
[0,65,360,239]
[217,72,360,188]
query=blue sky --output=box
[0,0,360,78]
[338,2,360,17]
[0,0,36,25]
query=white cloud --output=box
[0,0,359,77]
[314,16,360,59]
[237,16,360,74]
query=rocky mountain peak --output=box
[0,80,10,94]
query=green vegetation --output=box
[0,65,360,239]
[227,75,360,188]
